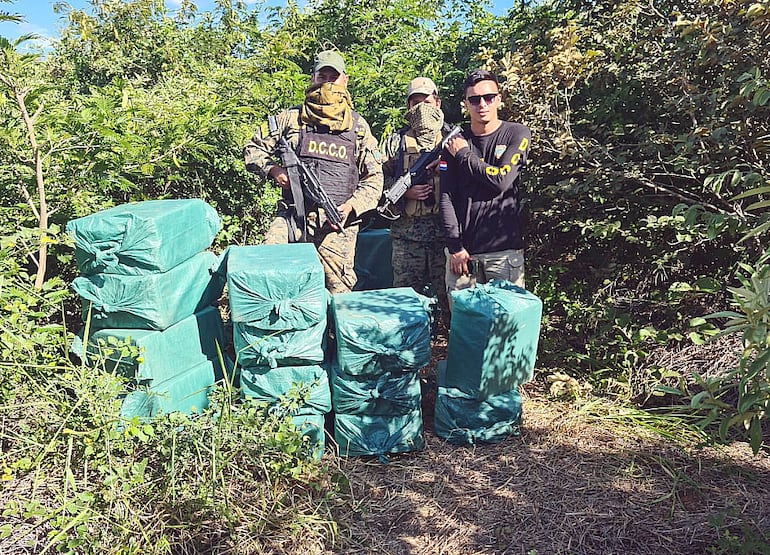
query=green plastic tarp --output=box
[434,360,522,444]
[330,287,431,377]
[291,413,326,460]
[445,280,542,399]
[73,251,225,331]
[233,316,327,369]
[353,228,393,291]
[120,358,217,419]
[225,244,327,329]
[329,361,421,416]
[334,407,424,459]
[239,364,332,414]
[72,306,224,379]
[434,391,522,445]
[67,199,221,276]
[71,305,227,382]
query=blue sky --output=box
[0,1,239,43]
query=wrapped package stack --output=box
[67,199,227,418]
[329,287,431,459]
[434,280,542,444]
[227,244,330,458]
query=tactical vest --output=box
[298,118,359,207]
[400,129,443,217]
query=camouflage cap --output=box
[407,77,438,100]
[313,50,346,74]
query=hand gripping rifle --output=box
[377,125,462,220]
[268,115,345,242]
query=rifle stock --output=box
[377,125,462,220]
[267,115,346,235]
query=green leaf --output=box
[692,277,721,292]
[753,87,770,106]
[690,390,709,408]
[688,331,705,345]
[749,417,763,454]
[653,385,683,396]
[732,186,770,201]
[745,199,770,212]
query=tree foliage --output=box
[1,0,770,548]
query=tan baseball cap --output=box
[313,50,346,74]
[407,77,438,100]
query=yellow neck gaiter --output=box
[301,83,354,132]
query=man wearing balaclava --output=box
[244,50,383,293]
[380,77,450,317]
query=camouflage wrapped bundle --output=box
[73,251,225,331]
[445,280,542,399]
[120,358,217,418]
[233,317,327,369]
[329,361,421,416]
[67,199,221,276]
[334,407,424,459]
[240,364,331,415]
[226,244,327,329]
[434,362,523,445]
[330,287,431,377]
[72,306,227,382]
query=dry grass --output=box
[331,394,770,555]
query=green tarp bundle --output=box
[120,358,217,418]
[433,388,522,445]
[330,287,431,377]
[72,305,227,382]
[226,244,327,329]
[240,364,332,414]
[445,280,542,399]
[233,317,327,369]
[291,413,326,460]
[73,251,225,331]
[329,361,421,416]
[353,228,393,291]
[434,361,522,445]
[334,407,424,459]
[67,199,221,276]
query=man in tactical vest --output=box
[244,50,383,293]
[380,77,450,315]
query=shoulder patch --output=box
[494,144,507,160]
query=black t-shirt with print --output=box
[439,121,531,255]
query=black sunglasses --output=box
[465,93,498,106]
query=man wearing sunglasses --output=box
[439,69,532,306]
[380,77,451,318]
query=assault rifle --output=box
[377,125,462,220]
[268,115,345,242]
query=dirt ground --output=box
[328,328,770,555]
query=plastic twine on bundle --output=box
[228,273,327,330]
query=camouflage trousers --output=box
[264,209,359,294]
[392,237,448,312]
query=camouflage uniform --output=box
[381,128,447,310]
[244,107,383,294]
